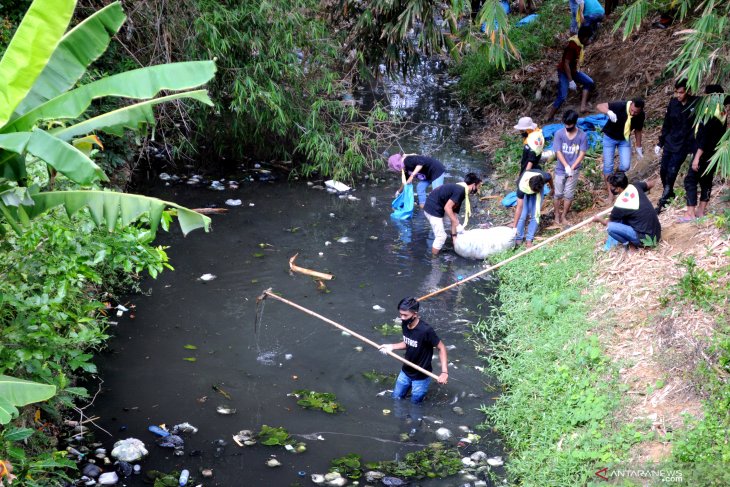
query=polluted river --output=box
[87,62,507,486]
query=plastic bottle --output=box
[179,469,189,486]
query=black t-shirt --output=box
[401,319,441,380]
[519,145,541,175]
[403,155,446,182]
[603,101,646,141]
[658,96,698,153]
[423,183,467,218]
[696,116,727,162]
[610,181,661,243]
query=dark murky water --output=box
[88,62,504,486]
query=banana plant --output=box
[0,0,217,236]
[0,376,56,425]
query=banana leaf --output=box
[0,0,75,128]
[0,129,106,184]
[0,375,57,425]
[11,2,126,119]
[53,90,214,140]
[7,61,217,133]
[25,190,212,236]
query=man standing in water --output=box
[379,297,448,403]
[423,172,482,256]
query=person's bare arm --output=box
[405,164,423,185]
[444,200,460,238]
[572,150,586,169]
[634,130,642,149]
[597,102,610,113]
[691,149,704,171]
[436,341,448,384]
[556,149,571,171]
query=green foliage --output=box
[373,322,401,336]
[257,425,294,447]
[670,256,717,309]
[473,234,636,485]
[0,376,56,425]
[292,389,343,414]
[454,0,569,105]
[370,444,463,479]
[0,0,213,236]
[190,0,387,181]
[330,453,362,479]
[361,370,396,384]
[0,208,170,385]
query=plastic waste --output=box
[98,472,119,485]
[148,425,170,437]
[199,273,216,281]
[266,458,281,467]
[336,236,353,243]
[116,461,133,477]
[157,434,184,449]
[216,405,237,415]
[111,438,147,462]
[453,226,516,259]
[487,456,504,466]
[82,463,102,478]
[382,477,407,486]
[516,13,539,26]
[435,427,452,440]
[225,199,242,206]
[171,422,198,435]
[324,180,351,192]
[159,172,171,181]
[391,183,414,221]
[372,305,385,311]
[179,469,190,486]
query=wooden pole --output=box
[289,253,334,280]
[417,208,612,302]
[261,290,440,381]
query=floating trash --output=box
[216,406,237,415]
[111,438,147,462]
[98,472,119,485]
[225,199,242,206]
[201,468,213,478]
[311,474,326,484]
[435,427,452,440]
[266,458,281,468]
[382,409,391,415]
[336,236,353,243]
[284,354,293,360]
[382,477,407,486]
[232,429,256,447]
[324,180,350,192]
[199,273,216,281]
[157,434,184,449]
[372,305,385,311]
[171,422,198,435]
[159,172,171,181]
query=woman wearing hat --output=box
[510,117,545,231]
[388,153,446,208]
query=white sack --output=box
[454,226,515,260]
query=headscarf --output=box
[456,182,472,228]
[388,153,404,172]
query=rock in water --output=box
[453,226,516,259]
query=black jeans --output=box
[684,158,718,206]
[659,150,690,203]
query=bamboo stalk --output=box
[289,253,334,280]
[418,208,613,301]
[261,290,440,381]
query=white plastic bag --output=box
[324,180,351,192]
[111,438,148,462]
[454,226,515,260]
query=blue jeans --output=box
[569,0,580,34]
[583,14,604,31]
[554,70,595,109]
[516,194,539,242]
[607,221,641,246]
[392,370,432,404]
[602,134,632,175]
[416,174,445,207]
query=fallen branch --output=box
[192,208,228,214]
[289,253,334,280]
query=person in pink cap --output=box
[388,153,446,208]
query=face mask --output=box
[566,126,576,133]
[470,186,478,195]
[401,316,416,327]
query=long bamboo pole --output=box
[260,289,440,381]
[417,208,612,301]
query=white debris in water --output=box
[318,252,324,256]
[329,213,335,217]
[225,199,242,206]
[341,331,351,337]
[284,354,293,360]
[376,390,391,396]
[256,351,277,365]
[325,241,332,246]
[458,425,470,432]
[470,451,487,462]
[372,305,385,311]
[354,346,363,352]
[116,304,129,312]
[461,457,476,467]
[346,195,359,201]
[435,427,452,440]
[266,458,281,467]
[337,236,353,243]
[324,180,351,192]
[486,456,504,467]
[249,203,255,207]
[311,474,326,484]
[159,172,171,181]
[199,273,217,281]
[284,444,295,452]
